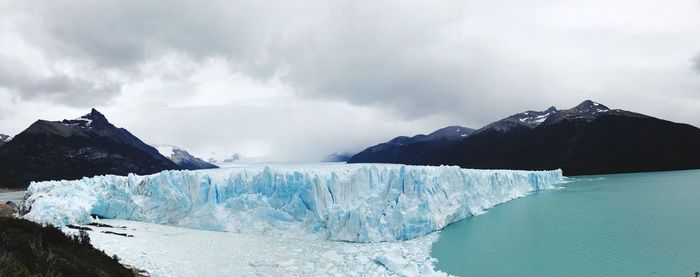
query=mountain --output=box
[0,134,11,147]
[349,100,700,175]
[153,144,218,170]
[323,152,355,162]
[0,109,180,188]
[472,106,558,135]
[347,126,475,164]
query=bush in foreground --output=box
[0,217,134,277]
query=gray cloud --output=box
[6,0,534,119]
[2,0,700,160]
[693,53,700,74]
[0,56,121,107]
[22,0,300,72]
[7,1,700,117]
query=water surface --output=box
[0,190,26,204]
[431,170,700,277]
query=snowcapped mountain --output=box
[0,109,179,188]
[349,100,700,175]
[153,144,218,170]
[541,100,648,126]
[415,126,475,141]
[0,134,11,146]
[473,106,558,134]
[347,126,475,164]
[471,100,631,135]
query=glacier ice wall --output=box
[22,164,563,242]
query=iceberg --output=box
[22,164,562,242]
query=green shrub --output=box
[0,259,30,277]
[0,217,134,276]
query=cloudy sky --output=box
[1,0,700,161]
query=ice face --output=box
[22,164,563,242]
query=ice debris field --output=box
[78,219,444,277]
[21,164,563,276]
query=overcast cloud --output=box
[1,0,700,161]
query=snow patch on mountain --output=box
[0,134,11,145]
[475,106,559,134]
[23,164,562,242]
[60,109,106,129]
[154,144,178,157]
[62,117,93,128]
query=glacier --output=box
[22,164,563,242]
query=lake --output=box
[431,169,700,277]
[0,190,26,204]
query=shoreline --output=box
[0,188,25,193]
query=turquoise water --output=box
[431,170,700,277]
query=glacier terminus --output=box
[22,164,563,243]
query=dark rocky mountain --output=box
[0,109,180,188]
[349,100,700,176]
[347,126,475,164]
[0,134,10,147]
[153,144,218,170]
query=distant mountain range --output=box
[0,109,212,188]
[348,126,475,164]
[153,144,218,170]
[205,152,243,164]
[2,100,698,187]
[323,152,355,162]
[348,100,700,175]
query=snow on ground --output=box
[71,219,447,277]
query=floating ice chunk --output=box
[374,248,420,277]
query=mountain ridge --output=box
[347,126,475,164]
[348,100,700,175]
[0,109,180,188]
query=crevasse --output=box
[22,164,563,242]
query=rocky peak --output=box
[61,108,110,129]
[572,100,609,114]
[423,126,474,141]
[541,100,613,126]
